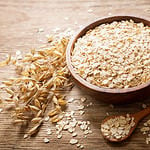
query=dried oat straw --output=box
[71,20,150,89]
[101,114,135,140]
[0,30,74,137]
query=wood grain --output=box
[0,0,150,150]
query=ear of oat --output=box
[0,31,74,136]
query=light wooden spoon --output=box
[100,106,150,142]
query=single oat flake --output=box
[70,138,78,145]
[44,138,49,143]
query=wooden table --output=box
[0,0,150,149]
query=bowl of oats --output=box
[66,16,150,103]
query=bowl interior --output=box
[66,16,150,94]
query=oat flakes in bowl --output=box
[66,16,150,103]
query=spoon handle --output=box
[133,106,150,122]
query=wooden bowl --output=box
[66,16,150,104]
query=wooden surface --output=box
[0,0,150,150]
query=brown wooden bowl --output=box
[66,15,150,104]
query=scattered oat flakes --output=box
[52,100,92,148]
[140,119,150,144]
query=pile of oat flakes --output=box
[72,20,150,89]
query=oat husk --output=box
[0,31,74,137]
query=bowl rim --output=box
[66,15,150,94]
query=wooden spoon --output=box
[100,106,150,142]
